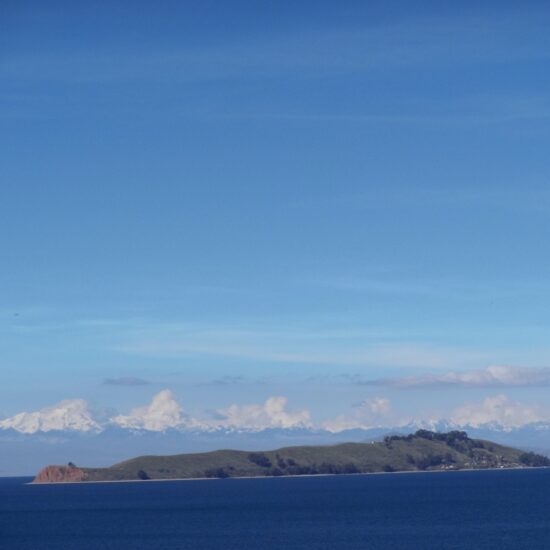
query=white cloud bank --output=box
[112,392,311,432]
[451,394,542,430]
[322,397,392,433]
[366,365,550,388]
[213,396,312,431]
[112,390,190,431]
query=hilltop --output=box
[33,430,550,483]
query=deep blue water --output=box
[1,469,550,549]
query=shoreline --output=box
[27,465,544,486]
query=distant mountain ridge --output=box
[4,397,550,436]
[4,394,550,476]
[33,430,550,483]
[0,392,311,434]
[0,399,101,434]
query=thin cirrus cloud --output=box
[103,377,152,387]
[198,375,245,387]
[4,7,550,84]
[116,323,488,370]
[363,365,550,389]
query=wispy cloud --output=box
[103,377,152,387]
[119,339,487,370]
[363,365,550,389]
[4,9,550,85]
[198,375,245,387]
[113,320,489,370]
[308,276,433,295]
[220,94,550,126]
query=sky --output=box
[2,0,550,430]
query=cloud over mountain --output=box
[451,394,542,430]
[112,390,189,431]
[111,392,312,432]
[213,396,312,431]
[0,390,313,434]
[322,397,392,433]
[365,365,550,389]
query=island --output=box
[32,430,550,483]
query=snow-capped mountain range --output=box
[0,399,101,434]
[0,390,313,434]
[3,390,550,437]
[2,390,550,476]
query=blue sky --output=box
[2,1,550,425]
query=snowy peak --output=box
[112,390,187,432]
[0,399,101,434]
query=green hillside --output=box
[33,430,550,483]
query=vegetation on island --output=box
[33,430,550,483]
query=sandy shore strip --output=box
[26,465,539,486]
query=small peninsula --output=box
[33,430,550,483]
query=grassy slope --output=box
[79,431,538,482]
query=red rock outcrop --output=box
[32,465,87,483]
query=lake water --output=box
[1,469,550,549]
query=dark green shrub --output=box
[204,467,229,478]
[519,452,550,467]
[248,453,272,468]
